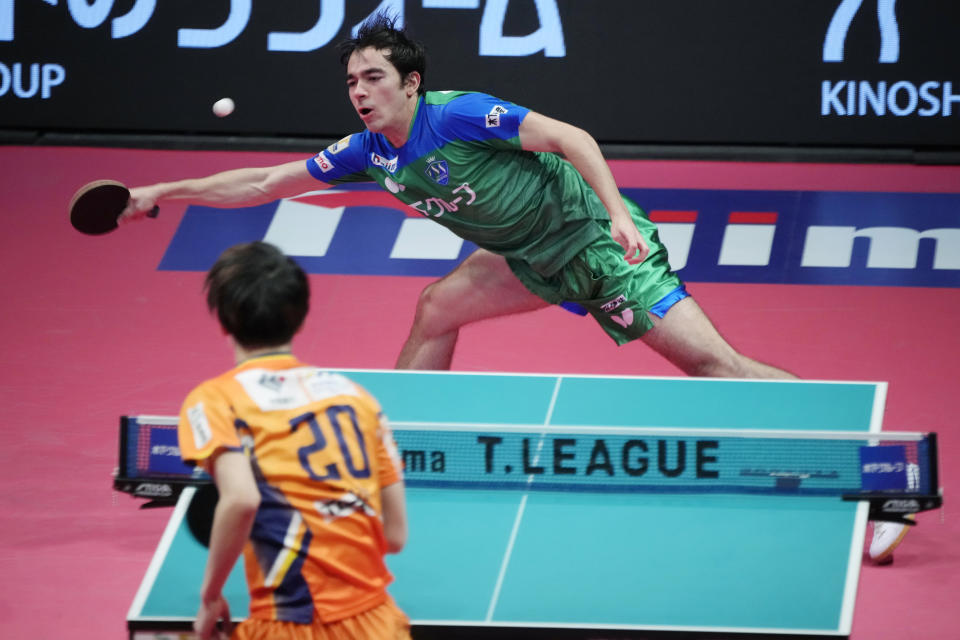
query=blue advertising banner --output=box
[158,183,960,288]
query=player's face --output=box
[346,47,417,140]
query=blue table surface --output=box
[128,371,884,637]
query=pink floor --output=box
[0,146,957,638]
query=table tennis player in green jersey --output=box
[120,12,796,381]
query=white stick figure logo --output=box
[823,0,900,63]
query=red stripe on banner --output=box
[291,191,421,217]
[728,211,778,224]
[649,210,698,223]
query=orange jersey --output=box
[177,355,404,624]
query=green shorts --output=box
[507,198,684,345]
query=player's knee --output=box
[687,352,787,379]
[412,281,457,334]
[684,352,746,378]
[685,358,724,378]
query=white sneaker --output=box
[869,516,914,564]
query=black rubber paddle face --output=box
[69,180,131,235]
[185,483,219,547]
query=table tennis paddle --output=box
[69,179,158,235]
[186,483,218,548]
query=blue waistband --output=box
[560,285,689,318]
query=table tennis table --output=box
[124,370,898,639]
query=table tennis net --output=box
[117,416,938,498]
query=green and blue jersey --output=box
[306,91,610,276]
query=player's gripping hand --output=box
[118,186,160,225]
[610,214,649,264]
[194,594,233,640]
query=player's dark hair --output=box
[338,12,426,95]
[204,242,309,349]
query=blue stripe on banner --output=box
[158,185,960,287]
[159,203,278,272]
[628,188,960,288]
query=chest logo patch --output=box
[371,152,398,173]
[424,158,450,186]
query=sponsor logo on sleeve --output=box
[485,104,508,128]
[327,135,352,154]
[313,152,335,173]
[187,402,213,449]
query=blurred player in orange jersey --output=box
[176,241,410,640]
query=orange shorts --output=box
[232,598,411,640]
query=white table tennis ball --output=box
[212,97,235,117]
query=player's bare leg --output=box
[396,249,549,369]
[640,296,796,379]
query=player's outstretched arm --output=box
[518,112,649,263]
[120,160,327,223]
